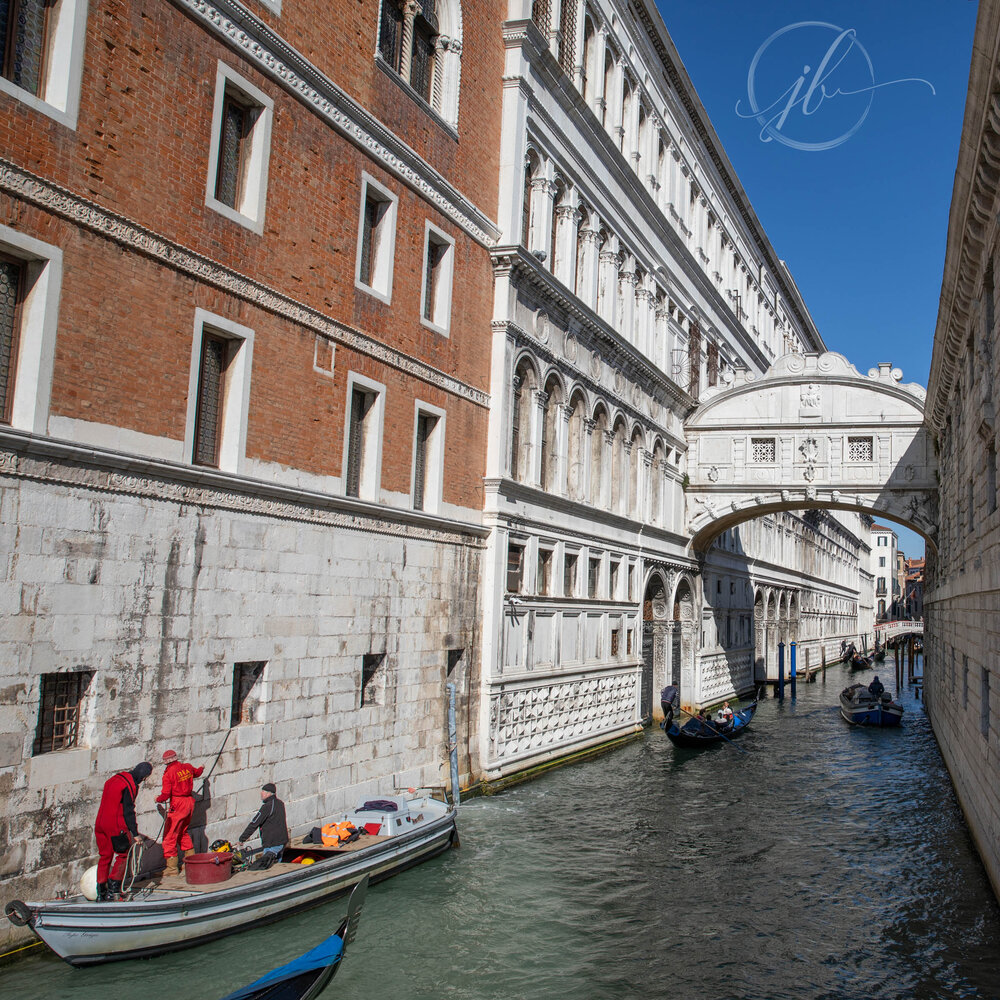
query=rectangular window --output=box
[1,0,50,97]
[626,628,633,655]
[751,438,775,463]
[420,223,455,335]
[981,668,990,739]
[563,552,578,597]
[410,19,435,102]
[356,176,397,302]
[588,556,601,598]
[879,557,885,568]
[0,253,25,423]
[537,548,552,596]
[206,65,273,232]
[412,411,437,512]
[848,437,874,462]
[33,670,92,755]
[378,0,403,70]
[192,332,231,468]
[346,385,378,499]
[628,563,635,602]
[610,628,620,657]
[609,559,620,600]
[361,652,386,708]
[230,661,265,727]
[506,541,524,594]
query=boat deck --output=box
[133,834,392,897]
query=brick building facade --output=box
[0,0,502,944]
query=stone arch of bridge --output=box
[684,352,939,553]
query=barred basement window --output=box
[1,0,51,96]
[0,253,25,424]
[231,661,265,726]
[751,438,775,463]
[33,670,92,755]
[361,652,386,708]
[848,437,873,462]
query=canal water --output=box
[4,658,1000,1000]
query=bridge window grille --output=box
[847,437,873,462]
[33,670,92,755]
[751,438,775,463]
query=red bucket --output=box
[184,852,233,885]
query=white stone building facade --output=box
[871,523,898,621]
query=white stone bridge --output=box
[684,352,938,551]
[874,620,925,642]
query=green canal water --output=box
[4,658,1000,999]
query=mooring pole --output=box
[908,637,914,683]
[790,641,797,700]
[446,682,461,808]
[778,641,785,700]
[821,646,826,682]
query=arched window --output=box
[541,374,563,492]
[602,50,615,128]
[650,441,664,523]
[636,104,647,176]
[511,359,537,481]
[378,0,463,126]
[620,78,633,153]
[628,427,642,516]
[550,178,566,274]
[575,201,591,299]
[610,417,627,513]
[591,406,608,506]
[522,150,540,248]
[567,391,587,501]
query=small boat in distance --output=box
[840,684,904,727]
[664,701,757,749]
[219,875,368,1000]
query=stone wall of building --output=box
[924,0,1000,902]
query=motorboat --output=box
[840,683,904,727]
[5,792,455,967]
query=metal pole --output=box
[790,641,797,700]
[778,641,785,700]
[446,682,460,808]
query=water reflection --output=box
[3,659,1000,1000]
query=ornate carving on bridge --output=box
[685,352,938,551]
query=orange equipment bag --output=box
[321,821,360,847]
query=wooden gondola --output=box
[873,647,886,663]
[664,702,757,748]
[219,876,367,1000]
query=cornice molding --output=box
[0,427,488,546]
[168,0,499,248]
[0,158,490,409]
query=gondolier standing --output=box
[156,749,204,878]
[239,783,289,860]
[660,684,679,728]
[94,761,152,901]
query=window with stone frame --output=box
[345,384,379,499]
[847,436,873,462]
[506,540,524,594]
[1,0,51,97]
[360,652,387,708]
[707,340,719,387]
[0,252,25,424]
[563,551,578,597]
[378,0,440,106]
[536,547,552,596]
[33,670,92,755]
[751,437,776,463]
[588,555,601,598]
[192,332,236,468]
[356,176,397,302]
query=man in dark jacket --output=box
[94,761,152,901]
[238,782,288,860]
[660,684,679,728]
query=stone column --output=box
[553,203,579,289]
[607,56,625,148]
[591,27,608,120]
[557,402,573,498]
[577,223,601,308]
[582,416,596,505]
[635,283,653,357]
[529,176,556,262]
[640,449,653,524]
[602,428,615,509]
[647,116,662,193]
[598,242,620,325]
[399,0,420,83]
[531,388,548,487]
[655,298,670,372]
[618,257,637,343]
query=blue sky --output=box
[656,1,979,558]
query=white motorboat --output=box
[4,793,456,967]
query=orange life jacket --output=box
[321,821,359,847]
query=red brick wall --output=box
[0,0,500,510]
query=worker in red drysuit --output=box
[94,761,152,902]
[156,749,204,877]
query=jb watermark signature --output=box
[736,21,935,151]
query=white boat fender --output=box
[4,901,31,927]
[80,865,99,901]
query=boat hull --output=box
[16,807,455,966]
[839,703,903,727]
[665,703,757,748]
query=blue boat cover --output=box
[218,934,344,1000]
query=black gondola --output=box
[873,647,886,663]
[664,702,757,748]
[218,875,368,1000]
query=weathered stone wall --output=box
[0,445,482,951]
[924,0,1000,904]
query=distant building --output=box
[871,524,898,621]
[905,558,924,620]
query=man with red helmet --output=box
[156,749,204,878]
[94,761,152,901]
